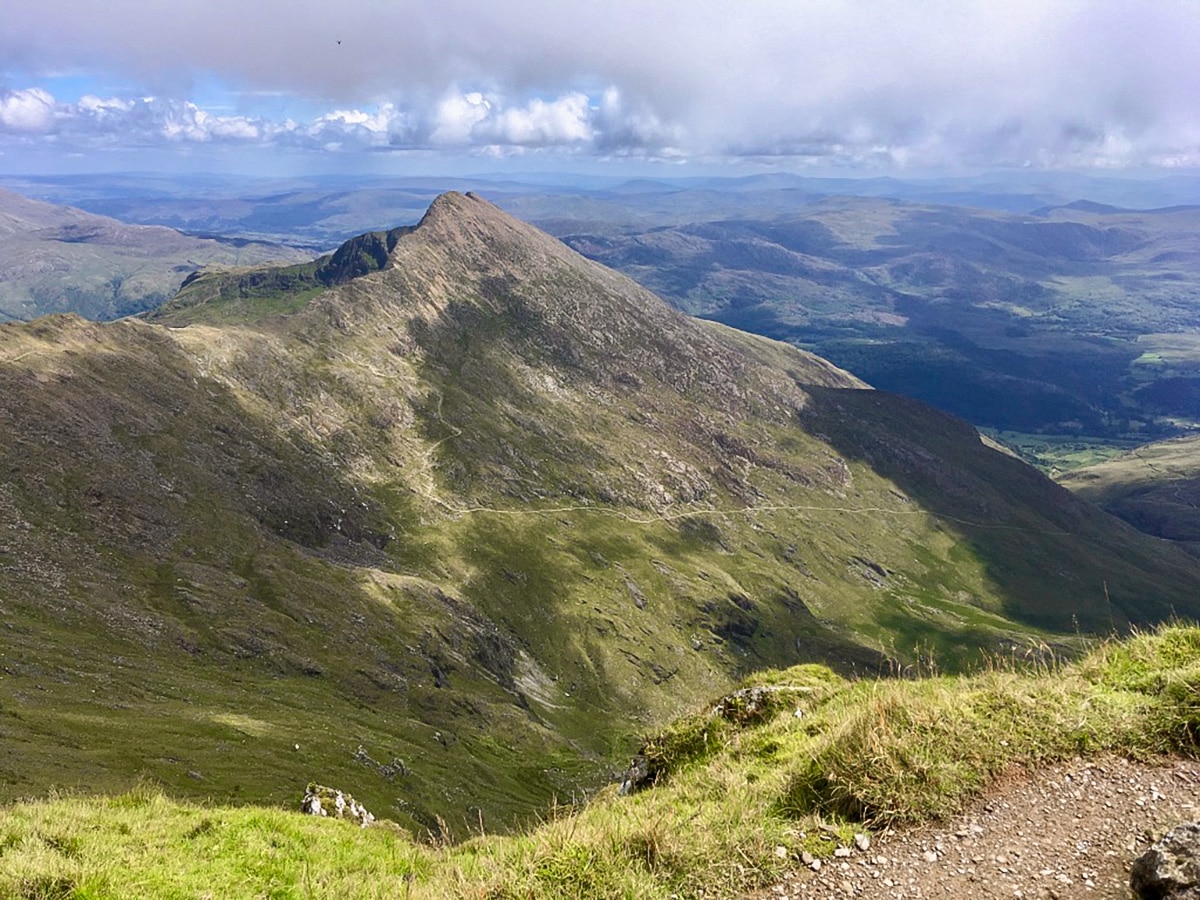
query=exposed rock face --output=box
[1132,822,1200,899]
[300,783,376,828]
[712,685,791,726]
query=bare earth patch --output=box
[752,756,1200,899]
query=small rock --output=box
[834,846,852,858]
[775,845,789,859]
[618,754,653,796]
[855,832,871,852]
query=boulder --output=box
[1132,822,1200,899]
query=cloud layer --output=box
[3,0,1199,171]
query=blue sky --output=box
[3,0,1200,177]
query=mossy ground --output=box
[2,625,1197,899]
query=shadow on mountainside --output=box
[798,385,1200,632]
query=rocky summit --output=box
[2,192,1199,833]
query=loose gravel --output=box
[750,756,1200,899]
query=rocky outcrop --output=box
[300,783,376,828]
[1132,822,1200,899]
[618,755,652,796]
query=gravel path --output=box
[751,756,1200,899]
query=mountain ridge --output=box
[2,192,1198,831]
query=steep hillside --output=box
[2,193,1198,834]
[1059,434,1200,548]
[3,625,1199,898]
[0,188,310,322]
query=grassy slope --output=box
[3,193,1200,839]
[1059,433,1200,547]
[2,625,1198,899]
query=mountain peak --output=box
[420,189,485,218]
[343,191,861,409]
[6,185,1200,835]
[416,190,516,235]
[408,190,574,264]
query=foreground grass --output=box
[3,625,1198,899]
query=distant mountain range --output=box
[555,197,1200,440]
[6,170,1200,248]
[3,193,1197,832]
[0,188,309,321]
[6,175,1200,442]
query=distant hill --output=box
[550,197,1200,439]
[0,188,311,321]
[1059,434,1200,549]
[3,193,1198,833]
[10,176,1200,444]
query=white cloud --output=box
[313,107,390,134]
[431,92,492,145]
[208,116,260,141]
[77,94,131,115]
[427,91,596,148]
[150,100,271,144]
[0,88,56,133]
[488,93,593,146]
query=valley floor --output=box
[751,755,1200,899]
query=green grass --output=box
[1058,433,1200,544]
[981,429,1141,475]
[3,625,1198,899]
[6,194,1200,873]
[4,303,1196,838]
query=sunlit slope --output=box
[0,187,310,322]
[2,193,1197,833]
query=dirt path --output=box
[751,756,1200,899]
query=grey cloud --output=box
[3,0,1200,169]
